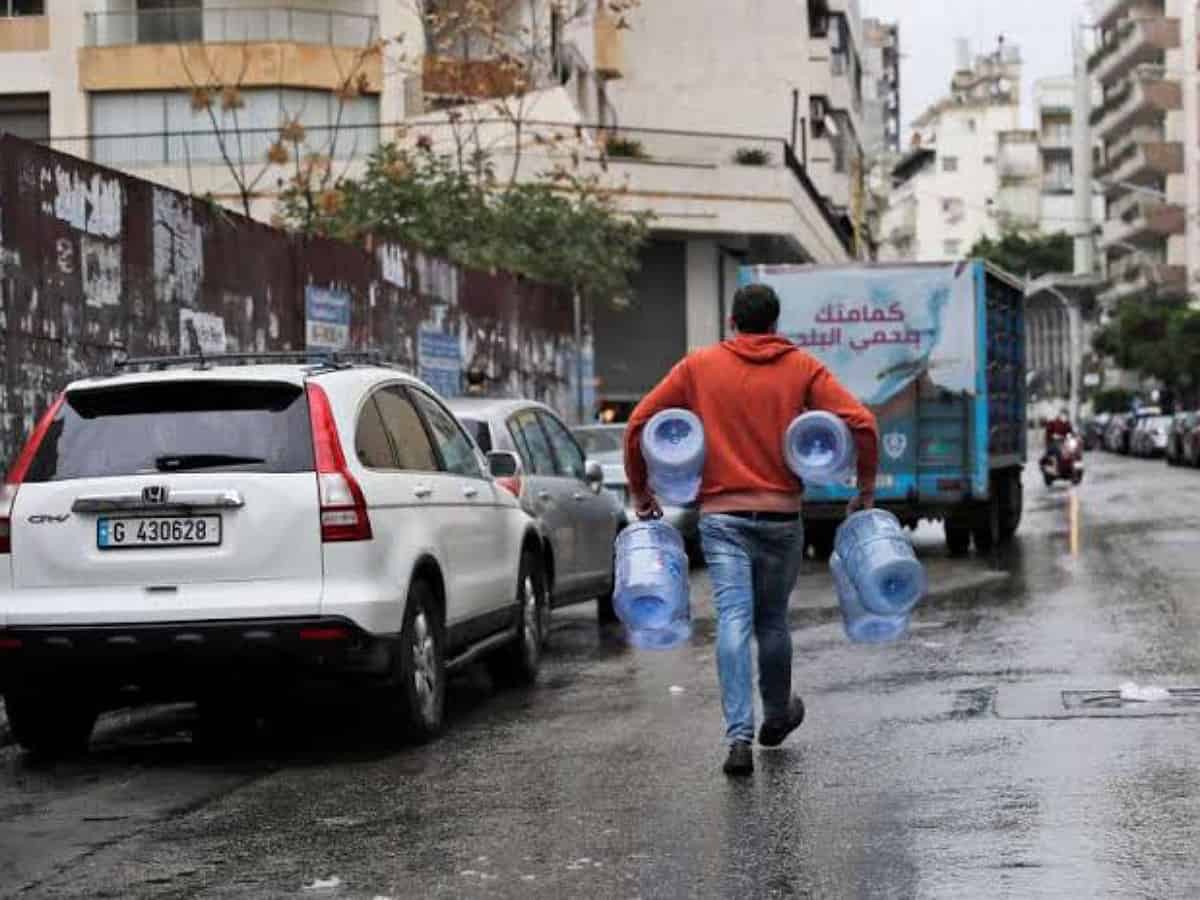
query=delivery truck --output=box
[738,260,1026,557]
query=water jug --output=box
[613,521,691,649]
[830,552,909,644]
[783,412,855,486]
[642,409,705,506]
[834,510,927,616]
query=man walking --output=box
[623,284,879,776]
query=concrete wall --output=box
[0,135,584,464]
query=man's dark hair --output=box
[731,284,781,334]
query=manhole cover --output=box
[995,685,1200,720]
[1063,689,1200,710]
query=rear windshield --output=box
[573,427,625,455]
[459,417,492,453]
[25,381,314,482]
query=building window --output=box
[983,155,995,165]
[967,118,977,133]
[2,0,43,16]
[0,93,49,142]
[944,239,962,257]
[135,0,201,44]
[91,88,379,166]
[942,156,958,172]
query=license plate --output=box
[97,516,222,550]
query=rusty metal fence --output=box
[0,134,585,467]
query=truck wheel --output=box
[998,472,1022,543]
[945,519,971,557]
[5,692,97,758]
[972,496,1000,553]
[807,523,836,561]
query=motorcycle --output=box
[1041,433,1084,487]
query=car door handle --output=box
[572,492,587,502]
[414,485,433,499]
[537,491,553,502]
[463,486,479,499]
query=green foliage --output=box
[604,136,647,159]
[1090,294,1200,392]
[967,230,1074,281]
[1091,388,1135,414]
[278,143,652,306]
[733,147,772,166]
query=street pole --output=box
[573,289,585,425]
[1067,21,1091,426]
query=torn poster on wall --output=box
[419,329,462,398]
[180,309,227,354]
[305,285,351,350]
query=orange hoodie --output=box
[624,334,879,513]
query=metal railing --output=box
[83,7,378,49]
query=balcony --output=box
[422,56,526,101]
[80,7,380,94]
[1098,257,1186,304]
[1089,16,1179,85]
[594,5,624,78]
[1091,73,1181,142]
[1107,139,1183,187]
[1103,193,1186,249]
[998,131,1041,182]
[1095,0,1167,29]
[0,13,46,52]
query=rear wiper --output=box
[155,454,267,472]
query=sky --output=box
[862,0,1093,136]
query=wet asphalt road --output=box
[4,448,1200,898]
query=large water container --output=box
[613,521,691,649]
[642,409,705,506]
[783,411,855,486]
[835,510,927,616]
[830,552,909,644]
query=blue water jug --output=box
[784,412,855,486]
[834,510,926,616]
[613,521,691,649]
[830,552,909,644]
[642,409,705,506]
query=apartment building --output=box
[862,17,900,158]
[880,41,1026,262]
[1090,0,1193,310]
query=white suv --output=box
[0,355,546,755]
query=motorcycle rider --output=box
[1042,409,1073,469]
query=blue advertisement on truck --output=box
[738,261,1026,557]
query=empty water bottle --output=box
[834,510,926,616]
[613,521,691,650]
[642,408,705,506]
[784,412,855,486]
[830,551,909,644]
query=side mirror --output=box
[487,451,522,479]
[585,460,605,494]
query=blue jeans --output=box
[699,514,805,745]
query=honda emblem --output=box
[142,485,169,505]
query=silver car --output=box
[449,399,622,625]
[571,424,701,555]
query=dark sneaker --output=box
[758,696,806,747]
[723,742,754,776]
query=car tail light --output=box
[496,474,523,498]
[0,635,21,651]
[299,626,350,642]
[306,384,373,543]
[1,394,64,555]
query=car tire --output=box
[388,579,446,744]
[488,551,544,689]
[598,528,621,626]
[5,692,97,758]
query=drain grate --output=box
[1063,688,1200,710]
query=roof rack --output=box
[110,350,403,374]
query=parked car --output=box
[1132,415,1172,458]
[1166,412,1198,466]
[447,398,622,626]
[1105,414,1134,454]
[572,424,701,557]
[0,355,546,756]
[1082,413,1111,451]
